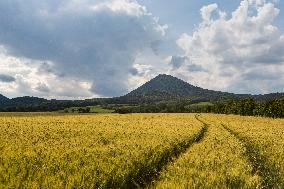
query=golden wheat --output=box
[0,113,202,189]
[153,115,261,188]
[1,113,284,189]
[209,114,284,187]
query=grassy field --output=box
[59,106,115,113]
[0,113,284,188]
[189,102,214,107]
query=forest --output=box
[115,97,284,118]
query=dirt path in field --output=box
[221,123,282,189]
[131,115,208,189]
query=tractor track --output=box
[111,114,209,189]
[222,123,282,189]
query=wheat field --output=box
[0,113,284,188]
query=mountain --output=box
[123,74,244,103]
[121,74,283,103]
[127,74,232,97]
[0,94,9,104]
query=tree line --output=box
[115,98,284,118]
[1,96,283,118]
[211,98,284,118]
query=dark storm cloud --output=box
[170,56,187,69]
[169,55,206,72]
[0,74,16,83]
[129,67,139,76]
[35,83,50,93]
[0,0,165,97]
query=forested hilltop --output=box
[0,74,283,118]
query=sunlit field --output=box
[211,114,284,188]
[0,113,284,189]
[0,113,204,188]
[154,115,260,188]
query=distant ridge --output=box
[0,94,9,103]
[0,74,283,108]
[0,95,48,107]
[8,96,48,106]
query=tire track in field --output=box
[110,114,208,189]
[153,115,261,188]
[222,124,282,189]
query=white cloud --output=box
[200,3,218,23]
[174,0,284,94]
[92,0,148,17]
[0,49,95,99]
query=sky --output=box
[0,0,283,99]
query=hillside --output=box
[122,74,245,103]
[127,74,197,97]
[255,93,284,101]
[120,74,284,103]
[0,94,9,104]
[9,96,48,106]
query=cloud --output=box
[35,83,50,93]
[0,74,15,83]
[0,0,166,97]
[174,0,284,94]
[0,49,95,99]
[187,64,205,72]
[1,0,283,97]
[200,3,218,23]
[170,56,187,70]
[228,64,284,94]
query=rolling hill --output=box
[120,74,283,103]
[121,74,246,103]
[0,94,9,104]
[126,74,211,97]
